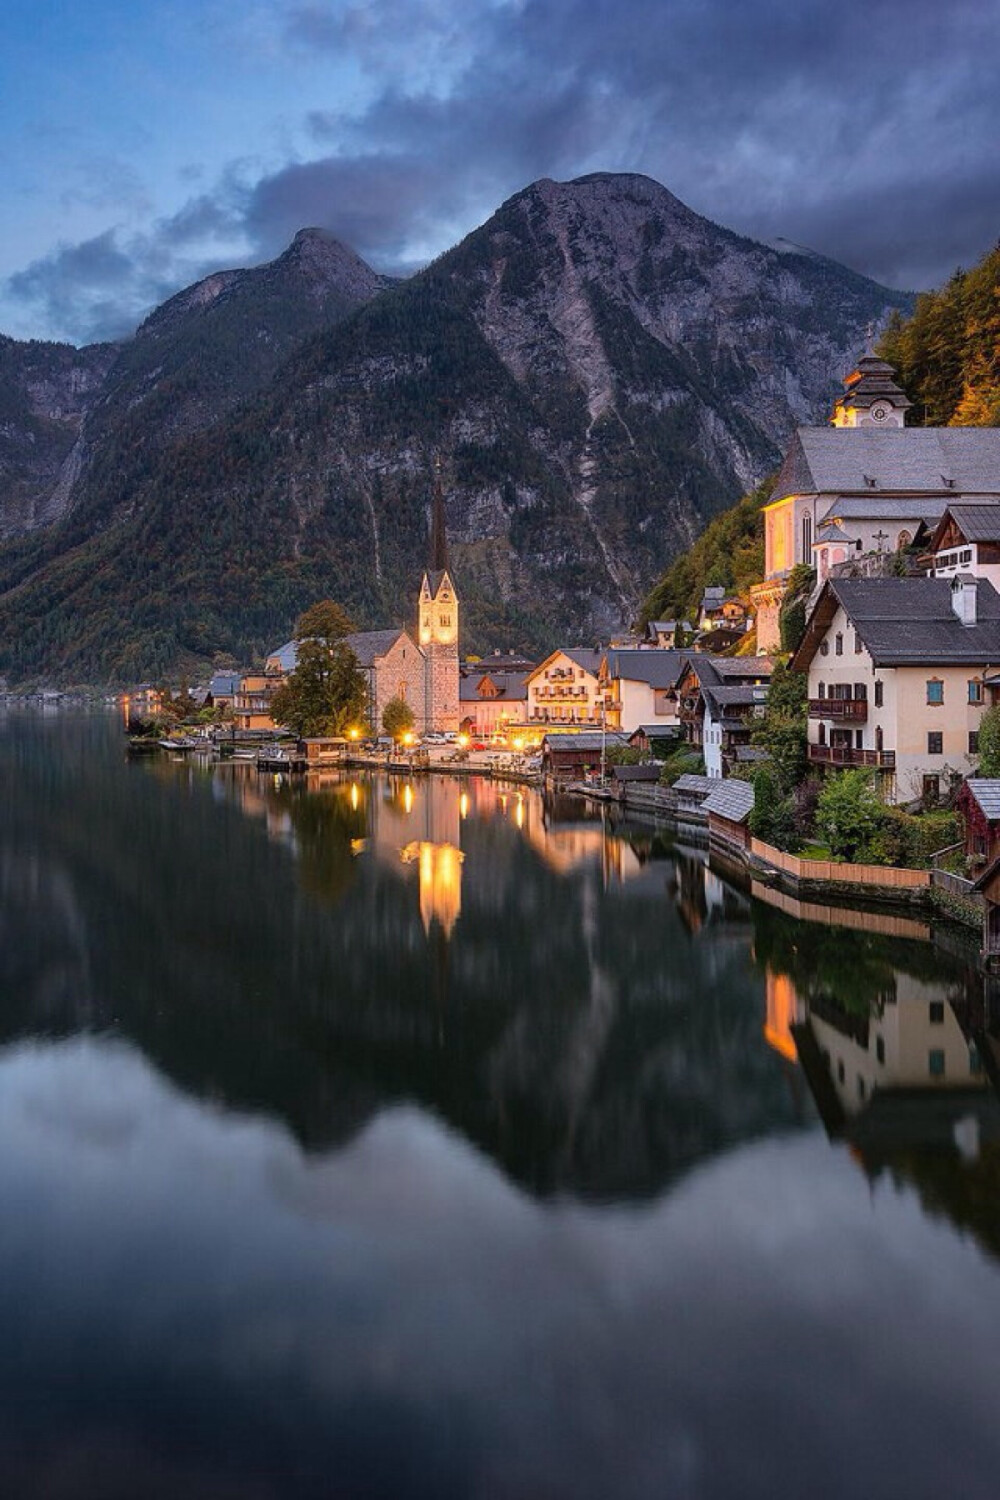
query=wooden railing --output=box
[750,838,928,888]
[808,744,895,769]
[808,699,868,722]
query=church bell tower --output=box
[831,353,911,428]
[418,459,460,733]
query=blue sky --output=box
[3,0,999,345]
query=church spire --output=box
[429,455,449,575]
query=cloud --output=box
[5,0,999,341]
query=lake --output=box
[1,710,999,1499]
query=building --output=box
[955,780,1000,869]
[676,656,773,778]
[927,505,1000,590]
[243,466,460,735]
[704,779,755,855]
[599,649,688,733]
[792,576,1000,804]
[459,667,529,738]
[525,649,604,726]
[541,730,629,781]
[751,354,1000,651]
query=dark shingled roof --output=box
[964,781,1000,821]
[931,503,1000,548]
[458,670,529,702]
[542,731,629,753]
[602,649,688,688]
[796,578,1000,668]
[271,629,410,673]
[703,781,755,823]
[772,428,1000,502]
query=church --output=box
[239,467,460,735]
[751,355,1000,652]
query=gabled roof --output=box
[602,648,688,688]
[526,648,602,683]
[458,670,529,702]
[930,503,1000,551]
[542,731,629,753]
[270,628,412,673]
[793,578,1000,670]
[963,780,1000,822]
[772,428,1000,503]
[703,780,755,823]
[818,495,961,525]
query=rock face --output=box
[0,174,911,683]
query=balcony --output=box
[808,744,895,769]
[808,698,868,722]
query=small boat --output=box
[158,735,199,751]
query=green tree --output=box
[977,703,1000,776]
[778,565,815,654]
[749,763,799,851]
[269,600,366,737]
[382,695,416,742]
[753,659,808,791]
[815,769,885,862]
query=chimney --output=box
[951,575,977,626]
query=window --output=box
[874,681,883,707]
[835,633,843,656]
[926,679,944,705]
[929,1001,945,1024]
[802,514,812,561]
[928,732,943,755]
[820,640,829,657]
[854,683,867,701]
[928,1049,945,1078]
[818,681,825,699]
[855,633,863,653]
[969,679,984,704]
[970,731,980,755]
[876,1037,885,1064]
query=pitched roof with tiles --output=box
[270,628,411,673]
[772,428,1000,503]
[602,648,689,688]
[963,781,1000,821]
[793,577,1000,669]
[930,503,1000,550]
[702,780,755,823]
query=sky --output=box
[2,0,998,346]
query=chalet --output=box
[525,650,604,726]
[792,576,1000,804]
[644,619,693,648]
[927,504,1000,590]
[703,779,755,855]
[955,780,1000,868]
[751,354,1000,650]
[459,668,529,738]
[541,730,629,782]
[676,656,773,778]
[599,649,688,733]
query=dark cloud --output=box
[6,0,999,342]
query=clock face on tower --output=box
[870,401,890,422]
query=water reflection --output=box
[4,714,1000,1496]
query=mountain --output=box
[0,173,912,684]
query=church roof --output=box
[269,628,411,673]
[772,428,1000,503]
[836,355,912,412]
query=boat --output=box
[158,736,199,752]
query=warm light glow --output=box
[403,731,414,746]
[764,971,799,1061]
[512,738,524,752]
[515,795,524,830]
[457,733,469,749]
[401,840,464,937]
[349,727,360,740]
[459,792,469,819]
[403,784,414,814]
[350,782,360,811]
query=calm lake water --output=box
[2,711,1000,1499]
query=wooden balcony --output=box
[808,744,895,769]
[808,698,868,722]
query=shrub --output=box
[815,770,885,862]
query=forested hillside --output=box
[878,243,1000,425]
[640,477,771,625]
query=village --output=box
[113,352,1000,945]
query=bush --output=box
[749,764,801,852]
[815,770,884,862]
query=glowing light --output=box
[459,792,469,819]
[515,795,524,830]
[512,737,524,752]
[403,784,414,814]
[403,731,414,746]
[350,782,360,811]
[457,734,469,749]
[349,727,360,740]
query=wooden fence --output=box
[749,838,931,890]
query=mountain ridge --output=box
[0,172,913,683]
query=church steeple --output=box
[831,354,911,428]
[429,455,450,576]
